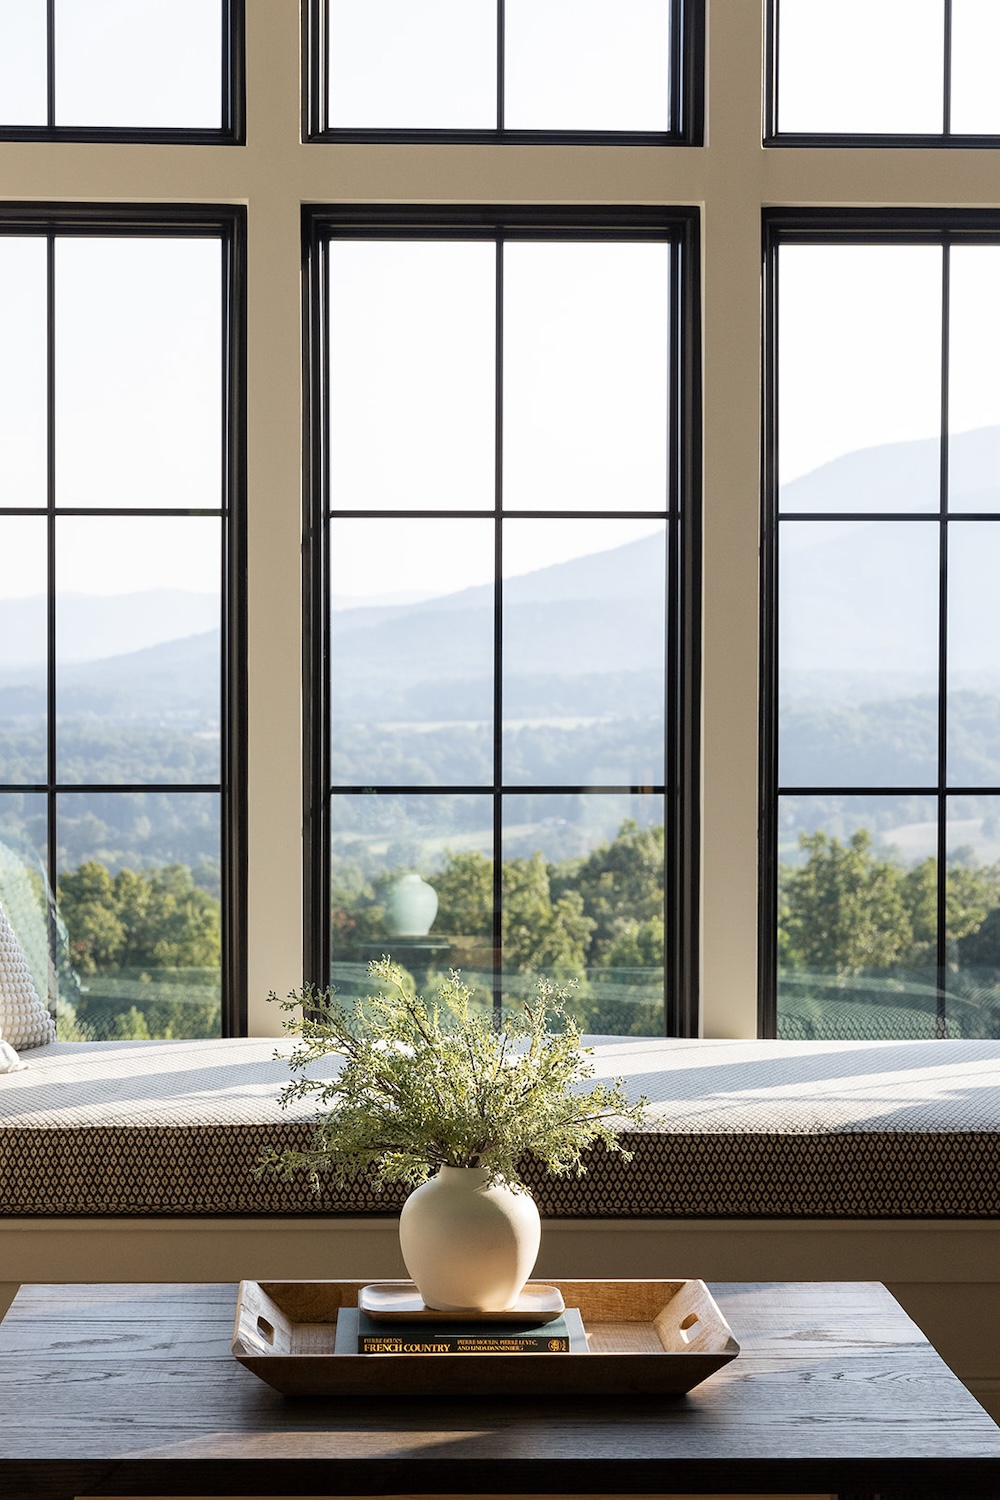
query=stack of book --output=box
[335,1304,590,1355]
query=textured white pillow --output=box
[0,904,55,1050]
[0,1031,26,1072]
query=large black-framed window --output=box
[305,1,704,146]
[761,209,1000,1042]
[0,1,245,144]
[303,205,700,1036]
[766,0,1000,147]
[0,204,247,1039]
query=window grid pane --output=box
[313,0,694,141]
[771,0,1000,141]
[769,227,1000,1041]
[0,221,238,1042]
[314,214,695,1037]
[0,0,240,141]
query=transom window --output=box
[769,0,1000,142]
[307,0,703,143]
[0,0,244,141]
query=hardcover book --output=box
[336,1306,590,1355]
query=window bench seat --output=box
[1,1034,998,1220]
[3,1034,1000,1418]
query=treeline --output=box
[55,861,221,1041]
[333,819,667,1035]
[49,821,1000,1044]
[779,829,1000,1039]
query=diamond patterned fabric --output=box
[0,1036,998,1218]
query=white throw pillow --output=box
[0,904,55,1050]
[0,1031,27,1072]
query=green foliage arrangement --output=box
[263,957,648,1192]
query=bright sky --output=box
[4,3,1000,614]
[779,243,1000,486]
[327,0,671,131]
[0,0,219,128]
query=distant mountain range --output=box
[780,423,1000,513]
[2,424,1000,749]
[0,589,220,670]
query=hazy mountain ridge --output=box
[2,426,999,765]
[0,590,220,669]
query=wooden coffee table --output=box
[0,1280,998,1499]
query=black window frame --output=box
[304,0,705,147]
[0,1,246,145]
[759,206,1000,1038]
[0,201,248,1036]
[765,0,1000,149]
[302,203,702,1036]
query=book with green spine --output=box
[335,1306,590,1355]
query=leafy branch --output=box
[261,958,647,1192]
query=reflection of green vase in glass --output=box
[385,873,439,937]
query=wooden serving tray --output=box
[232,1278,740,1396]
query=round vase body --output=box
[385,873,439,937]
[398,1165,541,1311]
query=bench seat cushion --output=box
[1,1036,998,1218]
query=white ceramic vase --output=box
[398,1165,541,1311]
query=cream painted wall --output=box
[3,1,1000,1032]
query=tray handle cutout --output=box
[679,1312,701,1344]
[256,1315,275,1345]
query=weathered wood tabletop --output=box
[0,1280,998,1499]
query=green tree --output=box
[58,861,220,975]
[430,850,492,939]
[779,830,913,978]
[780,831,1000,984]
[56,861,127,975]
[429,849,493,971]
[502,852,593,979]
[603,916,665,971]
[552,819,664,969]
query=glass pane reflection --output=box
[56,790,221,1039]
[55,0,221,129]
[948,523,1000,786]
[56,237,222,510]
[0,1,46,125]
[328,240,495,510]
[502,241,670,511]
[778,245,941,504]
[777,0,943,135]
[502,520,666,786]
[946,797,1000,1038]
[327,0,495,129]
[56,516,221,786]
[948,249,1000,512]
[951,0,1000,134]
[330,517,494,787]
[504,0,671,132]
[0,517,47,786]
[501,792,664,1035]
[779,521,939,787]
[330,793,493,1012]
[777,795,940,1039]
[0,792,51,1013]
[0,237,46,509]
